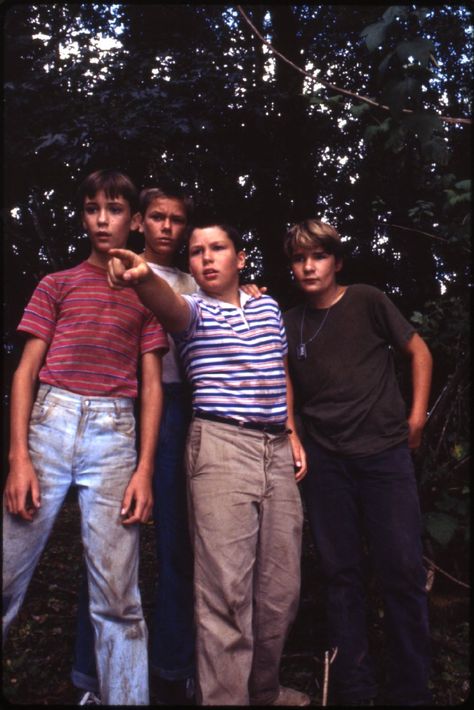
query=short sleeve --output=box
[17,275,59,344]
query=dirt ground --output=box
[2,489,470,706]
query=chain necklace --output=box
[297,304,331,360]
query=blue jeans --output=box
[2,385,149,705]
[302,438,431,705]
[71,382,195,690]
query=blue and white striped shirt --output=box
[174,289,288,424]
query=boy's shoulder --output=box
[283,302,304,325]
[247,292,281,311]
[348,283,384,298]
[41,260,96,282]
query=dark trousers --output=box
[71,383,195,691]
[302,438,432,705]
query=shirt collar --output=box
[196,288,252,309]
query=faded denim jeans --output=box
[2,384,149,705]
[71,382,194,691]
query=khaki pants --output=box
[185,417,303,705]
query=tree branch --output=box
[423,556,470,590]
[387,223,470,253]
[236,5,471,127]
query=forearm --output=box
[284,356,307,480]
[135,272,190,333]
[5,337,47,517]
[285,378,297,434]
[9,368,36,463]
[8,340,46,463]
[108,250,190,332]
[408,334,433,424]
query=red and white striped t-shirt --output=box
[18,260,168,398]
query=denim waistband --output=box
[36,383,134,412]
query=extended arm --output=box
[284,356,307,481]
[5,337,49,520]
[121,350,163,525]
[402,332,433,449]
[107,248,191,333]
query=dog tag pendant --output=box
[297,343,307,360]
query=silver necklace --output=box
[297,304,331,360]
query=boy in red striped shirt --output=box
[2,169,168,705]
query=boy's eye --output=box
[110,206,124,214]
[292,255,305,264]
[149,213,185,224]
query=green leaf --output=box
[360,21,388,52]
[35,133,68,151]
[396,39,435,66]
[384,78,422,119]
[424,511,459,546]
[382,6,408,24]
[419,136,449,165]
[378,50,396,75]
[350,102,372,117]
[384,125,406,152]
[411,311,424,324]
[325,94,344,105]
[454,180,471,191]
[403,113,442,142]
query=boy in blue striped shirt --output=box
[107,221,310,707]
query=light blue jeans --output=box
[2,384,149,705]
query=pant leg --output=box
[249,432,303,704]
[186,419,265,705]
[71,568,99,693]
[357,444,432,705]
[301,437,378,703]
[3,386,76,642]
[151,383,195,681]
[75,396,149,706]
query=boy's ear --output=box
[237,250,246,271]
[131,212,142,232]
[335,257,343,273]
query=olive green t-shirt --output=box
[284,284,415,457]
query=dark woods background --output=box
[2,3,470,703]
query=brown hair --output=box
[139,186,194,220]
[76,169,138,213]
[284,219,343,259]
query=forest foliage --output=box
[2,3,471,583]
